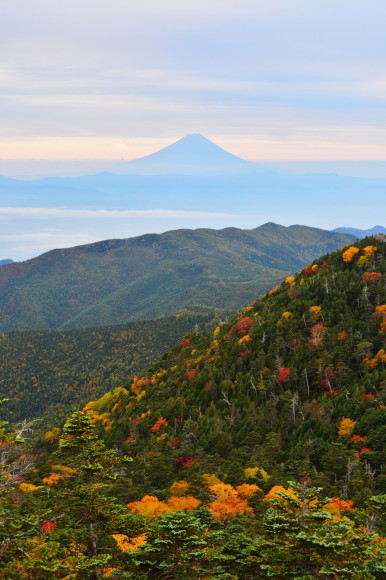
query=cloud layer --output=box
[1,0,386,161]
[0,207,243,260]
[1,204,382,262]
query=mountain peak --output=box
[112,134,257,175]
[179,133,207,141]
[134,134,249,164]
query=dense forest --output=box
[0,314,214,426]
[1,236,385,578]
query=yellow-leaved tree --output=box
[338,418,356,437]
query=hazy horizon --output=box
[1,1,386,260]
[2,132,386,179]
[1,133,385,262]
[3,152,386,180]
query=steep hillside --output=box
[3,236,385,579]
[0,223,354,331]
[84,236,385,500]
[0,314,213,425]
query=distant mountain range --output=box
[0,259,13,266]
[0,223,354,331]
[332,225,386,238]
[1,135,384,264]
[2,138,386,179]
[2,169,386,217]
[1,135,386,214]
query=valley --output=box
[0,314,214,426]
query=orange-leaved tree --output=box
[207,480,261,521]
[342,246,360,263]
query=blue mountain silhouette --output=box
[111,134,258,175]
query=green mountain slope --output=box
[2,237,385,579]
[0,314,213,424]
[83,236,385,500]
[0,223,354,331]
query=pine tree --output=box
[44,411,134,579]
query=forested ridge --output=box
[1,236,385,578]
[0,223,354,331]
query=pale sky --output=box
[1,0,386,260]
[1,0,386,161]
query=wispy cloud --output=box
[0,231,88,242]
[0,207,243,260]
[0,208,236,219]
[1,0,386,161]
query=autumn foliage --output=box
[112,533,147,551]
[342,246,360,262]
[336,330,348,342]
[324,497,355,514]
[309,322,326,349]
[263,485,299,503]
[185,368,198,379]
[277,367,291,382]
[19,482,42,492]
[235,317,254,334]
[309,305,322,319]
[166,496,202,511]
[2,237,386,578]
[375,304,386,334]
[338,418,356,437]
[170,480,190,496]
[357,245,378,265]
[127,495,171,517]
[362,272,382,283]
[151,417,169,433]
[42,473,63,485]
[288,337,300,349]
[244,466,270,481]
[127,493,201,516]
[207,481,261,521]
[41,521,56,533]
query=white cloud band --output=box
[0,207,236,220]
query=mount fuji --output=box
[109,134,260,175]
